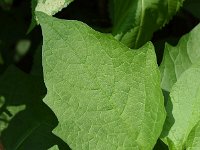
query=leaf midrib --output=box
[14,123,41,150]
[134,0,145,48]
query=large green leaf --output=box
[161,64,200,150]
[37,12,165,150]
[160,24,200,92]
[110,0,185,48]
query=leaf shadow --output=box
[160,90,175,139]
[0,48,71,149]
[0,100,71,150]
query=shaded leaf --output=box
[0,65,46,105]
[1,102,61,150]
[110,0,185,48]
[0,104,25,135]
[0,63,70,149]
[153,139,169,150]
[184,0,200,19]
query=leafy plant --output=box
[0,0,199,150]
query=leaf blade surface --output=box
[37,12,166,150]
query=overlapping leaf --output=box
[110,0,185,48]
[37,12,165,150]
[160,24,200,92]
[160,24,200,150]
[161,64,200,150]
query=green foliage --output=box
[110,0,185,48]
[0,0,200,150]
[161,64,200,150]
[160,24,200,92]
[159,24,200,150]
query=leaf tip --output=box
[35,11,50,25]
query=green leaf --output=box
[37,12,166,150]
[161,64,200,150]
[110,0,185,48]
[160,24,200,92]
[160,24,200,150]
[0,104,25,135]
[186,121,200,150]
[0,65,70,149]
[1,102,62,150]
[0,65,69,149]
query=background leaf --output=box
[28,0,74,33]
[36,0,74,16]
[110,0,185,48]
[159,23,200,150]
[160,23,200,92]
[184,0,200,19]
[0,66,46,105]
[0,65,70,150]
[161,64,200,150]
